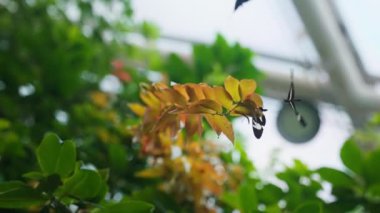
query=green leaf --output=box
[259,184,284,205]
[220,191,239,209]
[366,184,380,201]
[364,150,380,184]
[97,200,154,213]
[0,181,46,209]
[239,182,257,213]
[132,187,180,212]
[0,119,10,130]
[36,133,76,178]
[318,167,356,188]
[294,201,322,213]
[62,169,105,200]
[108,143,127,172]
[340,139,364,175]
[23,171,44,180]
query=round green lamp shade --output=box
[276,100,320,143]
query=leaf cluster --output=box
[0,133,154,212]
[130,76,264,143]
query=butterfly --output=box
[284,71,307,127]
[235,0,250,11]
[234,101,267,139]
[251,107,267,139]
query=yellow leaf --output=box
[135,167,164,178]
[213,86,234,110]
[128,103,146,117]
[239,79,257,100]
[140,91,160,107]
[204,114,234,143]
[224,76,240,102]
[230,105,251,116]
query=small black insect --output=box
[284,71,307,127]
[235,0,250,11]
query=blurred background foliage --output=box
[0,0,380,212]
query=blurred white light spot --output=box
[18,84,35,97]
[318,182,336,203]
[171,145,182,159]
[146,70,163,82]
[299,176,311,186]
[81,164,97,171]
[100,75,121,94]
[69,205,78,213]
[113,192,123,202]
[102,30,113,43]
[66,2,81,22]
[55,110,69,124]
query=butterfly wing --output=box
[235,0,250,10]
[252,121,264,139]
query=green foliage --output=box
[2,0,380,212]
[98,200,155,213]
[239,181,258,213]
[0,181,46,209]
[164,35,264,91]
[0,133,153,212]
[36,133,76,178]
[294,201,323,213]
[341,139,364,175]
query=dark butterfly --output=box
[251,107,267,139]
[284,71,307,127]
[235,0,250,11]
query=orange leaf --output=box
[213,86,234,110]
[184,114,203,136]
[168,89,187,106]
[173,84,189,101]
[128,103,146,117]
[186,99,223,114]
[204,114,234,143]
[152,90,173,105]
[239,79,257,100]
[202,85,216,100]
[224,76,240,102]
[248,93,263,108]
[185,84,205,102]
[153,82,169,89]
[152,89,186,106]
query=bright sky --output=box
[132,0,319,63]
[131,0,356,170]
[334,0,380,77]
